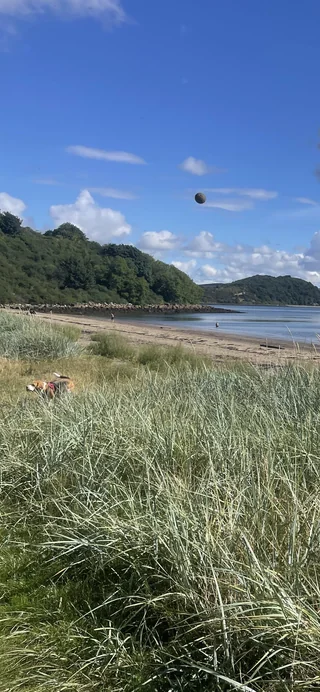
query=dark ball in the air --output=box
[195,192,206,205]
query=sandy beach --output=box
[37,311,320,365]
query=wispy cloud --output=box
[33,177,60,186]
[273,205,320,221]
[67,145,146,165]
[0,0,127,24]
[205,187,278,200]
[179,157,223,176]
[195,187,278,212]
[0,20,18,50]
[294,196,318,206]
[89,187,137,200]
[205,199,254,212]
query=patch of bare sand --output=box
[38,312,320,366]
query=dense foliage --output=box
[0,213,203,304]
[202,273,320,305]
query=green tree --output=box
[103,244,154,284]
[107,257,142,302]
[59,256,95,290]
[152,263,203,303]
[0,212,22,236]
[0,219,204,305]
[52,223,86,242]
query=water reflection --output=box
[118,305,320,343]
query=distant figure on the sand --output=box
[111,313,115,322]
[216,322,219,328]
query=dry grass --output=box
[1,315,320,691]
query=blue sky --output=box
[1,0,320,284]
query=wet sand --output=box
[39,312,320,365]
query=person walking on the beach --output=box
[111,313,115,322]
[216,322,219,328]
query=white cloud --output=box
[185,231,226,257]
[139,230,180,255]
[89,187,137,200]
[67,145,146,165]
[181,237,320,286]
[0,0,126,23]
[172,259,197,274]
[138,229,320,287]
[199,264,219,279]
[300,231,320,271]
[295,197,318,206]
[205,188,278,201]
[0,192,26,217]
[194,245,312,285]
[136,227,320,286]
[50,189,131,243]
[180,157,217,176]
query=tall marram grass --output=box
[0,311,81,360]
[90,332,211,370]
[90,331,135,360]
[1,364,320,690]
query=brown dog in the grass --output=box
[26,373,75,399]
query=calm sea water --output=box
[118,305,320,343]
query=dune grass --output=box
[0,311,81,360]
[90,331,135,360]
[0,354,320,690]
[90,332,211,370]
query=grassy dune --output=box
[0,313,320,691]
[0,312,81,361]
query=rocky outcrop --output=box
[2,302,241,315]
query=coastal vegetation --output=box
[2,211,320,311]
[0,312,319,690]
[0,211,202,305]
[202,274,320,305]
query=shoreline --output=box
[39,312,320,365]
[4,303,241,315]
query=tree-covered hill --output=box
[0,212,203,305]
[202,274,320,305]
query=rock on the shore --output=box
[1,302,241,315]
